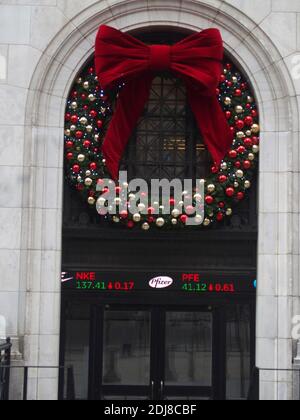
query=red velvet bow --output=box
[95,25,233,180]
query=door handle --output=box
[151,380,155,400]
[160,380,164,400]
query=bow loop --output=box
[95,25,233,180]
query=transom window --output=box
[119,30,212,182]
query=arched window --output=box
[120,31,211,182]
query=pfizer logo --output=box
[149,276,174,289]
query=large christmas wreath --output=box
[64,59,259,230]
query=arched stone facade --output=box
[11,0,299,399]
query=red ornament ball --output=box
[66,152,73,160]
[237,192,245,201]
[120,210,128,219]
[229,150,237,159]
[234,89,242,97]
[244,138,253,148]
[225,111,231,120]
[169,198,176,206]
[244,116,253,126]
[90,110,97,118]
[90,162,97,171]
[219,175,227,183]
[217,212,224,222]
[235,120,245,130]
[205,195,214,205]
[65,113,71,121]
[66,141,74,149]
[127,221,134,229]
[211,166,218,174]
[237,146,246,154]
[180,215,188,224]
[83,140,91,148]
[243,160,252,169]
[252,136,259,145]
[219,201,225,209]
[234,161,241,168]
[97,120,103,129]
[75,131,83,139]
[70,115,78,124]
[226,187,235,197]
[148,207,155,215]
[72,164,80,173]
[251,109,258,118]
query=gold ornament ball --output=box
[172,209,180,218]
[94,134,100,141]
[236,131,246,139]
[251,124,260,134]
[113,216,120,223]
[76,147,81,152]
[246,130,252,137]
[142,222,150,231]
[224,97,232,106]
[232,76,238,84]
[70,125,76,132]
[65,129,71,136]
[171,219,178,225]
[207,184,216,193]
[83,81,89,89]
[236,170,244,178]
[226,208,233,216]
[221,162,228,170]
[156,217,165,228]
[88,197,95,206]
[248,153,255,161]
[89,94,96,102]
[77,77,83,84]
[78,154,85,162]
[85,170,91,176]
[252,145,259,154]
[71,102,78,110]
[247,96,254,103]
[235,105,244,114]
[245,180,251,189]
[203,218,211,227]
[86,125,93,133]
[208,211,214,217]
[234,181,239,188]
[133,213,141,223]
[77,176,82,182]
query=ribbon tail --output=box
[102,76,153,180]
[187,87,234,166]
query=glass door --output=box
[99,307,214,400]
[163,311,213,400]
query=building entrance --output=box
[60,275,255,400]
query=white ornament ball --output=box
[78,154,85,162]
[85,178,93,187]
[172,209,180,218]
[156,218,165,228]
[138,203,146,212]
[236,170,244,178]
[133,213,141,223]
[207,184,216,193]
[171,218,178,225]
[142,222,150,231]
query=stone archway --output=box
[21,0,298,400]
